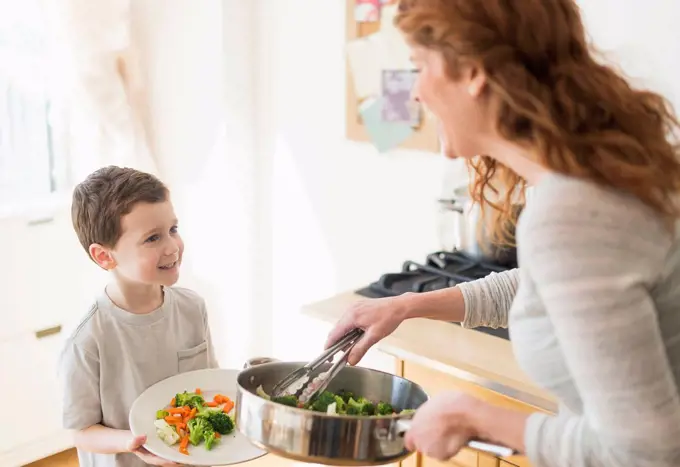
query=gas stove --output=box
[356,250,517,340]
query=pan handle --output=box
[243,357,280,369]
[394,418,517,458]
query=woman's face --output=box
[409,44,492,159]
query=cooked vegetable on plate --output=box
[154,388,235,456]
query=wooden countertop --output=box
[301,291,557,413]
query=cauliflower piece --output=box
[154,419,180,446]
[256,384,271,400]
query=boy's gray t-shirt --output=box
[58,286,219,467]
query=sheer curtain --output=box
[44,0,157,181]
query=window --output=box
[0,0,64,208]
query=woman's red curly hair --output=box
[396,0,680,245]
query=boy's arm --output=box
[60,339,179,465]
[59,340,132,453]
[73,424,138,453]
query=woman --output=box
[326,1,680,466]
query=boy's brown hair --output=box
[71,166,168,254]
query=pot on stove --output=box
[437,185,522,267]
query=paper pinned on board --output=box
[346,34,382,98]
[381,69,421,127]
[359,96,414,153]
[346,30,414,99]
[355,0,381,22]
[380,3,399,34]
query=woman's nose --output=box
[410,80,420,103]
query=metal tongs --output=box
[271,328,364,402]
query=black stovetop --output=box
[356,250,515,341]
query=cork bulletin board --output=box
[345,0,440,153]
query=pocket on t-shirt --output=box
[177,340,208,373]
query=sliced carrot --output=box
[195,388,202,395]
[179,435,190,455]
[165,416,180,424]
[204,401,218,407]
[222,399,235,414]
[170,397,176,407]
[168,407,186,415]
[214,394,228,404]
[215,432,221,438]
[184,407,197,423]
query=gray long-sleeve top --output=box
[456,172,680,467]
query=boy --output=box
[59,166,218,467]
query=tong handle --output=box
[300,330,363,403]
[270,328,363,398]
[308,328,363,371]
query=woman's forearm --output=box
[399,268,520,328]
[471,402,530,455]
[400,287,467,322]
[73,424,133,454]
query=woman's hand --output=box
[404,392,481,461]
[324,295,413,365]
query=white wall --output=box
[132,1,265,369]
[133,0,464,365]
[253,0,464,359]
[578,0,679,108]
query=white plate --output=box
[129,368,267,466]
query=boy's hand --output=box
[128,434,184,466]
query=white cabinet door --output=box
[0,330,66,455]
[23,210,107,332]
[0,216,33,341]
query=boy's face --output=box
[92,200,184,286]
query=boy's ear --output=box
[89,243,116,270]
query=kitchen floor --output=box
[23,450,305,467]
[24,449,78,467]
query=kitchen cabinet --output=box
[478,453,501,467]
[400,361,539,467]
[0,215,34,342]
[0,207,110,464]
[0,329,65,456]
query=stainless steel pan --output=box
[235,358,515,465]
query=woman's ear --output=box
[466,64,487,98]
[89,243,116,270]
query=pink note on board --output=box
[355,0,381,23]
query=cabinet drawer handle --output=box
[35,324,62,339]
[27,216,54,226]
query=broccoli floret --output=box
[347,397,362,410]
[206,411,235,435]
[175,391,205,409]
[361,402,375,416]
[346,396,376,415]
[156,409,169,419]
[337,390,355,403]
[204,426,218,450]
[333,395,347,413]
[346,405,359,415]
[376,402,394,416]
[196,405,222,418]
[272,394,299,407]
[309,391,336,412]
[187,417,211,446]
